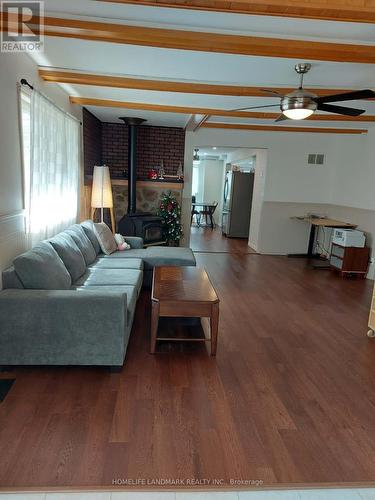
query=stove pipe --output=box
[119,117,146,214]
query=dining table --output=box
[191,202,217,229]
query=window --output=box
[192,162,204,202]
[19,86,81,245]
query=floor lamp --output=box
[91,165,115,232]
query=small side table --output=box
[330,243,370,278]
[151,266,220,355]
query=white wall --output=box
[183,126,375,276]
[0,52,82,288]
[330,131,375,210]
[247,149,267,252]
[183,127,340,247]
[226,148,257,166]
[200,158,225,226]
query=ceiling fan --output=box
[231,63,375,122]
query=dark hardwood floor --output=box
[0,242,374,489]
[190,225,256,254]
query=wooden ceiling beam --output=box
[97,0,375,24]
[201,122,368,134]
[41,70,367,98]
[70,96,375,122]
[3,13,375,62]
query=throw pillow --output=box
[13,241,72,289]
[94,222,118,255]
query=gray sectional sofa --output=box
[0,220,195,368]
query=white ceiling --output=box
[88,106,190,127]
[28,0,375,128]
[42,0,375,43]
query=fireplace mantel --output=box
[85,176,183,191]
[81,176,184,223]
[112,179,184,190]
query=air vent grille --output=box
[307,153,325,165]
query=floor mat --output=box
[0,379,15,402]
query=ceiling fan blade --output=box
[260,89,285,97]
[317,89,375,104]
[228,104,280,112]
[317,103,365,116]
[275,114,289,122]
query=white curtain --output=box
[27,89,80,245]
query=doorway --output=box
[189,146,259,254]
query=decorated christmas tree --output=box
[157,191,183,245]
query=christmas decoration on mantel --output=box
[157,191,183,246]
[158,160,165,179]
[176,162,183,180]
[147,168,158,179]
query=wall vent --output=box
[307,153,325,165]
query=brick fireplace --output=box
[81,109,185,236]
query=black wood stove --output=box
[117,117,164,245]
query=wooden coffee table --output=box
[151,266,220,355]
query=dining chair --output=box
[199,202,218,229]
[191,195,201,226]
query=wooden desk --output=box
[151,266,220,355]
[290,216,357,258]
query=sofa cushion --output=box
[76,285,138,323]
[90,257,143,270]
[102,247,196,270]
[123,236,144,249]
[13,241,71,290]
[102,248,147,260]
[81,220,101,255]
[145,247,196,269]
[49,233,86,282]
[66,225,96,265]
[94,222,117,255]
[75,268,143,292]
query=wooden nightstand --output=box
[330,243,370,279]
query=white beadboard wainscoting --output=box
[0,211,26,289]
[257,202,375,279]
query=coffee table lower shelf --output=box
[151,301,219,355]
[151,316,214,353]
[150,266,220,356]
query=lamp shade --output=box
[91,165,113,209]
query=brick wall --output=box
[101,122,185,179]
[82,108,102,176]
[137,125,185,178]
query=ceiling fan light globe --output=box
[283,108,315,120]
[281,94,317,120]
